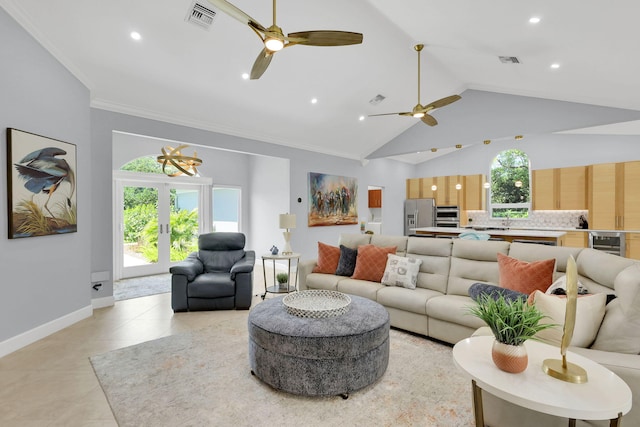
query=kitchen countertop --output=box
[412,227,566,238]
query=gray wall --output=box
[414,133,640,178]
[0,7,92,344]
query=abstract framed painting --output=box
[308,172,358,227]
[6,128,77,239]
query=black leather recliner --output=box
[170,232,255,311]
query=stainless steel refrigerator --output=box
[404,199,435,236]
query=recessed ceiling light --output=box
[311,98,318,104]
[550,63,560,69]
[241,73,249,80]
[529,17,541,24]
[130,31,141,41]
[359,115,365,121]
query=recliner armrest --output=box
[169,252,204,282]
[230,250,255,279]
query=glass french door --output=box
[115,177,206,279]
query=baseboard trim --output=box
[0,304,93,358]
[92,296,115,309]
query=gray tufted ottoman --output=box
[248,294,390,398]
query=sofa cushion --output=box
[508,242,582,274]
[370,235,408,256]
[381,254,422,289]
[188,272,235,298]
[304,273,342,291]
[532,290,607,348]
[576,248,635,292]
[335,245,358,276]
[591,263,640,354]
[497,253,555,295]
[426,295,486,329]
[351,244,397,282]
[336,278,384,300]
[377,286,441,315]
[338,233,371,249]
[312,242,341,274]
[406,237,453,294]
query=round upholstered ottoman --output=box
[248,294,390,398]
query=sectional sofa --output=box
[298,233,640,427]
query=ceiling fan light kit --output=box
[208,0,363,79]
[369,44,461,126]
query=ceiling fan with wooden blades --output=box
[207,0,363,79]
[369,44,461,126]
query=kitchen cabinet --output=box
[420,177,437,200]
[432,175,461,206]
[563,231,588,248]
[464,174,486,211]
[532,166,587,210]
[406,178,420,199]
[368,189,382,208]
[589,161,640,230]
[626,233,640,260]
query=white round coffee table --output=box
[453,336,632,427]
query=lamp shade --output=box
[279,214,296,230]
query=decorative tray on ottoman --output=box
[283,290,351,318]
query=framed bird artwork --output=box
[6,128,77,239]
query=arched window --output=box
[121,155,164,174]
[490,149,531,219]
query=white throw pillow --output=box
[591,264,640,354]
[381,254,422,290]
[532,291,607,348]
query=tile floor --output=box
[0,288,265,426]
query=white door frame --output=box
[113,170,212,280]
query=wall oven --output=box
[588,231,625,256]
[435,205,460,228]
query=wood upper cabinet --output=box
[420,177,437,200]
[626,233,640,260]
[368,189,382,208]
[623,161,640,230]
[406,178,420,199]
[532,166,587,210]
[588,161,640,230]
[463,174,486,211]
[532,169,556,210]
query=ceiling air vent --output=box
[186,1,217,30]
[369,94,386,106]
[498,56,520,64]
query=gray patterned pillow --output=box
[335,245,358,276]
[381,254,422,289]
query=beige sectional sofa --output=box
[298,233,640,427]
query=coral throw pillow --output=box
[312,242,340,274]
[497,252,555,295]
[351,244,397,282]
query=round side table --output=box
[453,336,632,427]
[261,252,301,299]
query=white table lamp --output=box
[279,213,296,254]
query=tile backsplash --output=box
[467,210,588,229]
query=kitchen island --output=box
[412,227,567,245]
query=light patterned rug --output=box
[90,315,474,426]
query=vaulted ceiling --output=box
[3,0,640,164]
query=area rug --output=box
[90,316,474,426]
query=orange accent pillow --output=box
[312,242,341,274]
[497,252,555,295]
[351,244,397,282]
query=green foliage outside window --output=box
[490,149,531,219]
[141,208,199,262]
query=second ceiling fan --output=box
[208,0,363,79]
[370,44,461,126]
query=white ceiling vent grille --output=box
[186,1,217,30]
[498,56,520,64]
[369,94,386,106]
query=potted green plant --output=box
[468,293,556,373]
[276,272,289,290]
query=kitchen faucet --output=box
[502,214,512,228]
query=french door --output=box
[114,172,211,279]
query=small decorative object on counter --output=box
[360,221,366,233]
[270,245,279,255]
